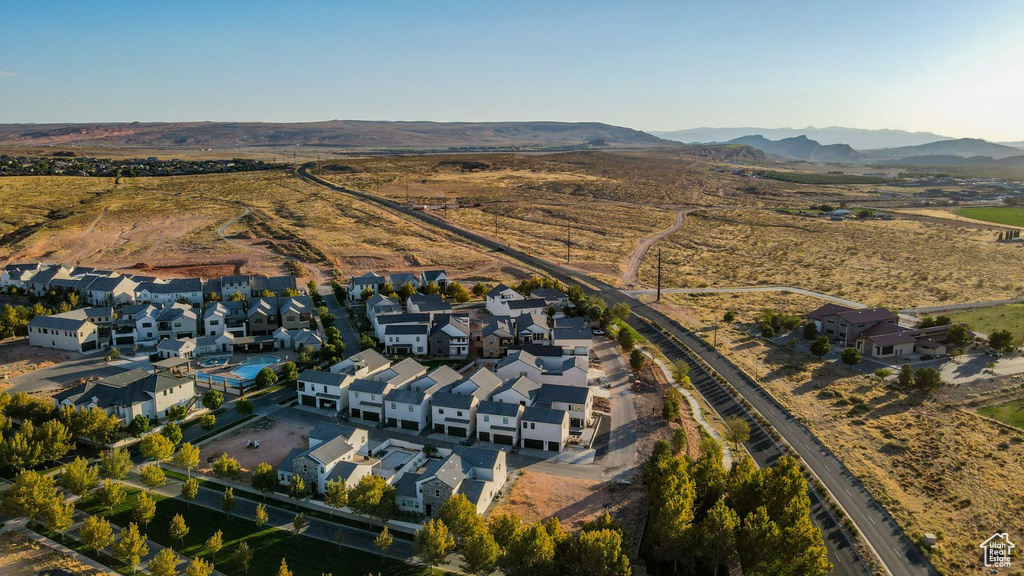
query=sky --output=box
[1,1,1023,141]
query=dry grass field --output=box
[640,209,1024,308]
[651,299,1024,575]
[0,171,507,283]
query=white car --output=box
[592,328,606,335]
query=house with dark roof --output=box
[481,316,515,358]
[348,272,387,302]
[485,284,523,316]
[504,298,549,319]
[156,337,197,359]
[27,310,104,352]
[516,313,550,346]
[419,270,449,292]
[366,294,403,329]
[490,375,542,406]
[297,369,351,412]
[54,368,195,423]
[534,384,593,427]
[431,368,502,438]
[388,272,420,291]
[384,366,461,431]
[82,275,138,306]
[521,405,570,452]
[373,312,430,341]
[219,275,252,300]
[495,347,589,387]
[407,293,452,319]
[806,304,898,346]
[476,400,524,446]
[135,278,204,306]
[429,314,470,358]
[530,288,570,310]
[384,323,430,356]
[551,320,593,357]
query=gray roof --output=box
[534,384,591,405]
[432,392,476,410]
[431,315,471,338]
[421,270,447,283]
[495,375,542,400]
[373,358,426,385]
[308,435,356,464]
[522,405,568,425]
[516,313,549,335]
[553,326,592,341]
[351,272,386,284]
[221,275,250,285]
[157,338,194,352]
[482,316,515,339]
[388,273,418,286]
[333,349,391,376]
[309,422,357,443]
[408,293,452,312]
[396,474,419,498]
[141,278,203,293]
[326,460,367,484]
[530,288,567,299]
[278,448,307,474]
[28,314,91,331]
[452,445,502,471]
[485,283,514,299]
[298,369,347,386]
[459,479,489,507]
[377,313,431,326]
[422,454,465,489]
[507,298,548,311]
[384,324,429,336]
[385,388,428,405]
[554,316,587,329]
[54,369,190,409]
[350,378,389,395]
[478,400,523,417]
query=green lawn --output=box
[978,398,1024,429]
[955,206,1024,227]
[948,303,1024,335]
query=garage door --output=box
[301,395,316,407]
[82,340,97,352]
[478,432,490,442]
[351,409,361,419]
[547,441,561,452]
[523,438,544,450]
[433,424,445,433]
[494,434,514,446]
[401,420,419,431]
[386,417,398,428]
[447,426,467,438]
[363,411,380,422]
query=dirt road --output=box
[622,208,687,287]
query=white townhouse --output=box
[388,272,420,292]
[431,368,503,438]
[329,348,392,376]
[520,405,570,452]
[366,294,403,327]
[348,272,387,302]
[349,358,427,422]
[551,316,594,357]
[395,446,505,517]
[419,270,449,293]
[156,337,197,359]
[219,275,252,300]
[136,278,204,307]
[495,346,589,387]
[384,366,462,431]
[534,384,594,428]
[54,368,196,423]
[1,262,45,289]
[476,401,524,446]
[383,323,430,356]
[374,312,431,342]
[516,313,551,345]
[485,284,523,316]
[203,302,229,337]
[428,315,471,358]
[81,275,138,306]
[489,375,542,407]
[531,288,570,310]
[295,349,392,412]
[407,293,452,320]
[27,312,102,353]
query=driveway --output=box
[6,355,132,395]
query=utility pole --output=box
[405,176,409,204]
[656,248,662,302]
[494,211,498,238]
[566,216,571,263]
[714,316,719,347]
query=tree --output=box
[140,433,175,462]
[724,415,749,450]
[461,528,501,575]
[113,522,149,574]
[36,419,74,463]
[140,464,166,492]
[809,335,831,359]
[611,302,631,321]
[841,347,862,367]
[80,515,114,554]
[629,349,646,373]
[161,422,183,445]
[281,361,299,382]
[671,427,688,454]
[202,390,224,411]
[128,414,152,437]
[236,398,254,416]
[439,493,483,544]
[181,478,199,507]
[252,462,278,495]
[199,414,217,431]
[1,470,59,522]
[662,387,683,422]
[235,541,254,574]
[472,282,488,297]
[914,367,943,390]
[255,367,278,389]
[206,529,223,559]
[695,500,738,576]
[276,558,293,576]
[375,527,394,561]
[169,513,189,545]
[148,547,179,576]
[173,443,200,478]
[134,491,156,528]
[334,527,346,550]
[222,487,236,518]
[98,479,127,513]
[487,512,521,549]
[803,322,818,340]
[323,478,348,516]
[423,281,441,295]
[946,324,970,348]
[287,473,307,500]
[44,495,76,540]
[59,456,100,496]
[255,503,270,528]
[723,310,736,323]
[502,522,556,576]
[618,329,635,352]
[349,474,387,525]
[671,360,690,384]
[415,519,455,574]
[989,329,1016,354]
[760,323,775,338]
[100,448,132,480]
[213,453,241,478]
[166,404,188,422]
[185,558,214,576]
[898,364,915,388]
[565,528,631,576]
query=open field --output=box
[977,397,1024,429]
[947,302,1024,336]
[0,171,510,283]
[198,415,310,482]
[652,301,1024,575]
[640,208,1024,308]
[955,206,1024,227]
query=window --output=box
[354,392,360,398]
[371,394,377,401]
[438,408,445,414]
[408,405,414,412]
[523,422,527,429]
[483,415,490,422]
[530,423,536,430]
[435,489,440,497]
[502,417,509,425]
[456,411,462,417]
[391,402,397,409]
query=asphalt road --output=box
[295,166,935,576]
[321,292,361,358]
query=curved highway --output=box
[295,165,934,576]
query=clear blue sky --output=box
[2,1,1022,140]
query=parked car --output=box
[592,328,606,335]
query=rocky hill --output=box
[726,135,865,163]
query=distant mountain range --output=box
[652,126,956,150]
[726,135,865,163]
[0,121,674,150]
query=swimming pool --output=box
[196,357,229,368]
[230,355,281,380]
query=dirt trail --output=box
[83,206,108,234]
[622,208,687,287]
